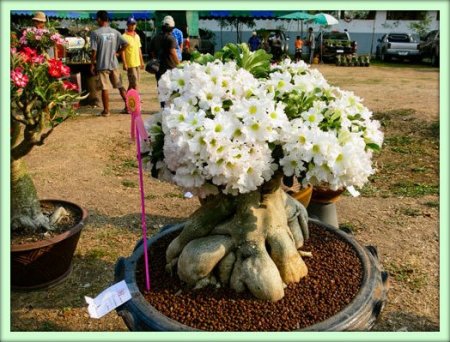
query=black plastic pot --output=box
[11,199,88,291]
[114,219,389,331]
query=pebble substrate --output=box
[137,223,363,331]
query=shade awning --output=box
[11,10,154,20]
[198,10,297,19]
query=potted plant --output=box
[10,26,88,290]
[114,45,388,331]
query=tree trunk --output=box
[165,173,310,301]
[11,158,50,231]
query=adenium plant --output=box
[11,27,84,232]
[143,44,383,301]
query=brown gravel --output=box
[137,223,363,331]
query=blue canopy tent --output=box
[198,10,296,19]
[11,10,154,20]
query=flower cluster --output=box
[10,35,82,134]
[146,57,383,197]
[19,27,64,54]
[153,61,289,196]
[48,58,71,78]
[270,59,383,192]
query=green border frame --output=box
[1,1,448,341]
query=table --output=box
[66,62,101,107]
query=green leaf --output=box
[366,143,381,152]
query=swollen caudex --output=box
[165,175,309,302]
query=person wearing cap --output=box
[90,10,129,116]
[248,31,261,52]
[149,15,180,108]
[32,11,46,29]
[121,17,145,92]
[31,11,59,59]
[168,17,184,61]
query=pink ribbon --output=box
[126,89,151,292]
[127,89,149,141]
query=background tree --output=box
[408,13,432,39]
[219,17,256,44]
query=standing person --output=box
[90,10,129,117]
[121,17,145,92]
[295,35,304,62]
[31,11,59,59]
[248,31,261,52]
[149,15,180,108]
[270,33,282,62]
[307,27,316,64]
[182,35,191,61]
[166,16,184,62]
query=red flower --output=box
[62,81,78,91]
[61,64,71,77]
[48,59,71,78]
[48,66,62,78]
[19,47,36,63]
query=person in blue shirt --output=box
[164,16,183,61]
[248,31,261,51]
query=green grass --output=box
[385,262,428,291]
[339,222,361,234]
[390,181,439,197]
[370,60,433,69]
[390,146,409,154]
[384,136,412,145]
[411,167,429,173]
[401,207,422,217]
[122,179,137,188]
[120,158,138,169]
[424,201,439,208]
[164,192,184,199]
[365,109,439,199]
[38,321,62,331]
[84,248,108,259]
[429,121,439,138]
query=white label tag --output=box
[85,280,132,319]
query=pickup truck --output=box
[376,33,420,62]
[418,30,439,66]
[315,31,357,62]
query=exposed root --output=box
[167,175,310,301]
[299,251,313,258]
[49,206,69,227]
[166,193,236,272]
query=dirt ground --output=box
[10,61,440,332]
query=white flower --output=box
[145,55,383,196]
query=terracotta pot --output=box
[114,220,390,331]
[311,185,346,204]
[290,183,313,208]
[282,177,313,208]
[11,199,88,291]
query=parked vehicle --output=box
[419,30,439,66]
[315,31,357,62]
[376,33,420,62]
